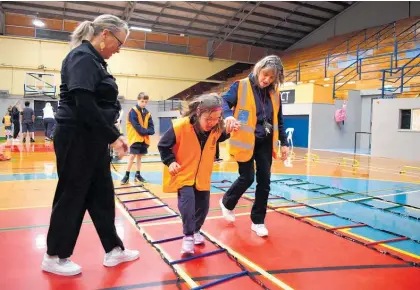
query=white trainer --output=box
[103,247,139,267]
[193,232,205,245]
[41,254,82,276]
[251,223,269,237]
[219,198,235,222]
[181,236,195,255]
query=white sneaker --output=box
[219,198,235,222]
[193,232,205,245]
[41,254,82,276]
[181,236,194,255]
[251,223,269,237]
[103,247,139,267]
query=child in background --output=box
[121,92,155,184]
[158,93,239,255]
[2,110,12,140]
[21,101,35,143]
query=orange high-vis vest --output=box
[228,78,280,162]
[126,107,150,147]
[3,115,11,127]
[162,117,221,193]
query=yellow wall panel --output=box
[0,68,13,92]
[0,36,235,100]
[0,38,40,68]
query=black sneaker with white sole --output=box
[120,174,129,185]
[134,174,146,183]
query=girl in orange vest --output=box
[158,93,239,255]
[2,109,12,140]
[220,55,289,237]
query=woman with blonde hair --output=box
[219,55,289,237]
[42,14,139,276]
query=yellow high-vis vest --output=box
[126,107,150,147]
[228,78,280,162]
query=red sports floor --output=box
[1,139,420,289]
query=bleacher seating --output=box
[198,16,420,100]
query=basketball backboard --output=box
[24,72,57,99]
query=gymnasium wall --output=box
[0,36,235,100]
[289,1,420,50]
[371,98,420,161]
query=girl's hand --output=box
[169,162,181,176]
[225,117,240,133]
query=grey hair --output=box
[252,55,285,92]
[182,93,224,133]
[70,14,129,48]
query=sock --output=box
[125,171,130,176]
[135,171,140,176]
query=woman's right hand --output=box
[111,136,128,160]
[169,162,181,176]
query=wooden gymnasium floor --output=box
[1,134,420,290]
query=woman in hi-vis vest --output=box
[220,55,289,237]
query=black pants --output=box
[46,125,124,259]
[178,186,210,236]
[12,121,20,139]
[44,118,56,138]
[222,137,273,224]
[215,142,220,159]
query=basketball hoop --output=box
[36,82,44,92]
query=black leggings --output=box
[46,125,124,258]
[13,121,20,139]
[222,137,273,224]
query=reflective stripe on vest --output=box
[228,78,280,162]
[126,107,150,147]
[162,117,221,193]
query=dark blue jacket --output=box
[222,73,288,145]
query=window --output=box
[399,109,420,130]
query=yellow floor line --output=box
[114,175,293,289]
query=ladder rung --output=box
[170,249,226,265]
[136,214,178,223]
[129,204,167,212]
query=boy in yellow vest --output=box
[2,110,12,140]
[158,93,239,255]
[121,92,155,184]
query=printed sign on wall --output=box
[280,90,295,104]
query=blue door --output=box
[283,115,309,148]
[159,117,176,135]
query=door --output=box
[159,117,177,135]
[34,100,58,131]
[283,115,309,148]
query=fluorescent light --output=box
[33,19,45,27]
[130,26,152,32]
[323,84,330,87]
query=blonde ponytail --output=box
[70,21,94,48]
[70,14,129,48]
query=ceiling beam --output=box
[328,1,352,8]
[122,1,136,22]
[150,1,170,30]
[140,1,310,33]
[2,1,292,47]
[182,1,208,34]
[208,1,260,58]
[72,1,304,38]
[196,1,320,28]
[285,1,338,15]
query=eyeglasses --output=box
[108,30,124,48]
[203,116,222,124]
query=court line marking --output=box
[114,199,199,288]
[116,178,294,290]
[278,209,420,260]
